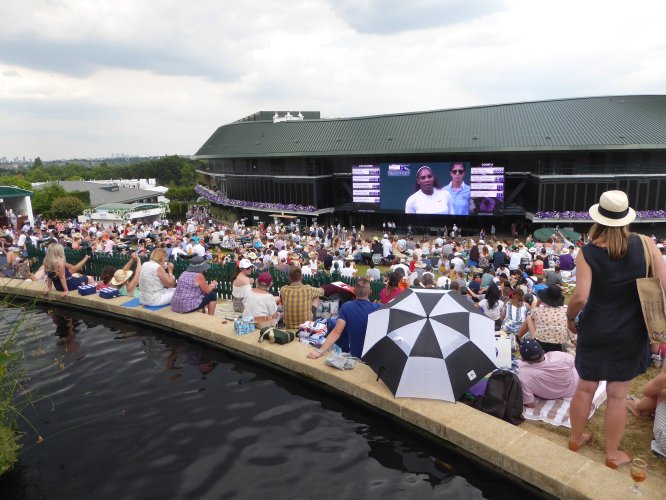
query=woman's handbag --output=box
[637,235,666,343]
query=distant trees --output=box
[32,183,68,216]
[21,155,204,189]
[0,175,31,190]
[50,196,84,219]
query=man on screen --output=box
[445,162,471,215]
[404,166,454,215]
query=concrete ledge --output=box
[1,278,662,499]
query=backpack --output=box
[476,369,524,425]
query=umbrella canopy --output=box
[362,288,498,402]
[533,227,581,242]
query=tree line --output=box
[0,156,204,219]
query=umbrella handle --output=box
[376,365,384,382]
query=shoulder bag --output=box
[637,235,666,343]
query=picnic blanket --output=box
[522,381,607,428]
[121,298,170,311]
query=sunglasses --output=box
[451,169,465,174]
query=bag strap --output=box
[638,234,654,278]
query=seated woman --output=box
[97,266,117,290]
[42,243,93,298]
[110,253,142,297]
[501,288,529,335]
[171,256,218,316]
[139,248,176,306]
[242,272,281,328]
[478,283,504,331]
[231,258,254,312]
[96,252,141,297]
[379,272,402,304]
[626,372,666,458]
[518,284,576,353]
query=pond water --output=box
[0,305,543,499]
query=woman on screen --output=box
[404,166,454,215]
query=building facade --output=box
[194,97,666,227]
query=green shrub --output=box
[0,425,19,476]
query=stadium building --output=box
[194,96,666,231]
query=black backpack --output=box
[477,369,524,425]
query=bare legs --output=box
[570,378,632,464]
[604,380,631,462]
[570,378,598,447]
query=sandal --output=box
[568,432,593,452]
[606,450,632,469]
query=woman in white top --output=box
[242,272,281,328]
[232,258,254,312]
[139,248,176,306]
[307,252,319,271]
[478,283,504,330]
[405,166,454,215]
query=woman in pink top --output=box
[379,272,402,304]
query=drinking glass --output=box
[629,458,647,496]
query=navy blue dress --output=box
[576,234,650,381]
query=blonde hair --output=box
[588,223,629,260]
[150,248,167,263]
[44,243,65,273]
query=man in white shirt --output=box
[191,237,206,257]
[450,252,465,273]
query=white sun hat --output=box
[588,190,636,227]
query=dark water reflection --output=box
[0,306,541,500]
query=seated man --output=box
[517,339,579,408]
[280,267,325,329]
[626,372,666,457]
[307,278,380,359]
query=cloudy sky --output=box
[1,0,665,160]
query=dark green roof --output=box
[195,95,666,159]
[0,186,32,198]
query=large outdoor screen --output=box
[352,162,504,216]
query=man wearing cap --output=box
[280,267,325,329]
[307,278,379,359]
[517,338,579,408]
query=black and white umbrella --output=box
[362,288,498,401]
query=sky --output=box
[1,0,665,161]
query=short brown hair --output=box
[289,267,302,282]
[355,277,371,297]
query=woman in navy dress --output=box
[566,191,666,468]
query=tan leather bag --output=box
[636,234,666,344]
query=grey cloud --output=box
[0,36,242,81]
[0,96,116,120]
[329,0,507,34]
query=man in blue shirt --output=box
[444,162,471,215]
[307,278,380,359]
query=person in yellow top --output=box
[280,267,325,329]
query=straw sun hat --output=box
[588,190,636,227]
[111,269,133,286]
